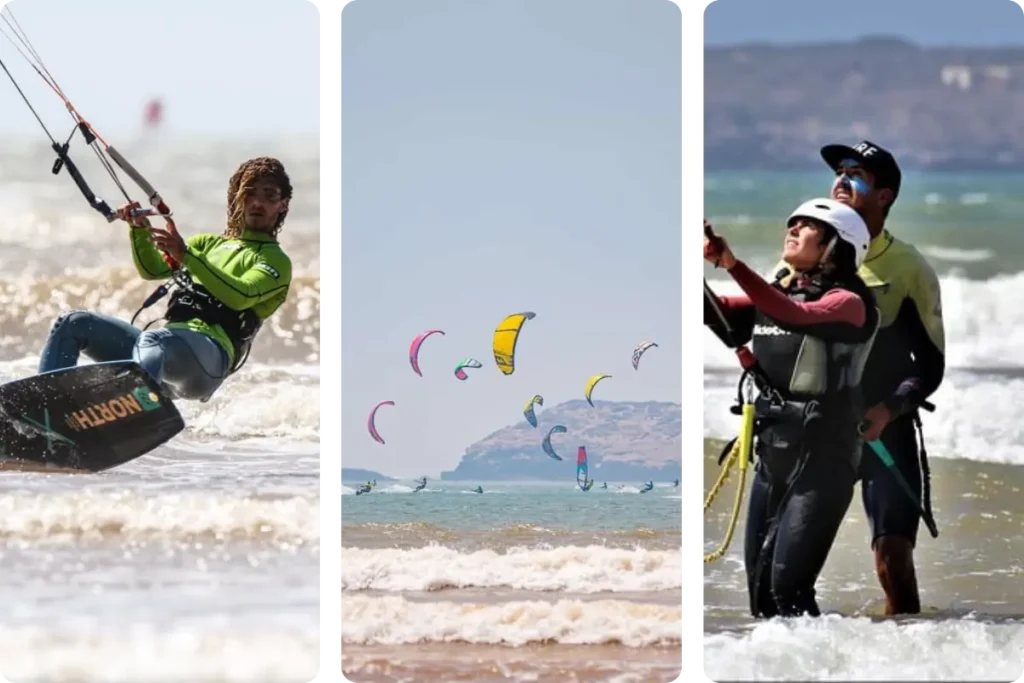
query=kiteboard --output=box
[0,361,184,472]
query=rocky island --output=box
[440,399,682,481]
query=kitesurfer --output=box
[413,477,427,492]
[818,140,945,616]
[640,481,654,493]
[37,158,294,401]
[704,198,879,619]
[601,482,607,489]
[473,486,483,494]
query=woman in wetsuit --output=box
[703,198,878,619]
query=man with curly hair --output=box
[37,157,294,401]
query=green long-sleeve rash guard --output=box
[129,227,293,366]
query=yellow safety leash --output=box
[704,401,755,563]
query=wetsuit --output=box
[775,232,944,550]
[856,231,945,550]
[131,228,292,371]
[40,227,291,401]
[705,261,879,618]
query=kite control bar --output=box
[1,8,181,268]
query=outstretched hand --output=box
[703,218,736,270]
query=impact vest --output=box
[163,280,263,373]
[751,274,880,420]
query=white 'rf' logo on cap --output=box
[853,142,878,157]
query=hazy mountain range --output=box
[705,38,1024,170]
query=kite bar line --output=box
[0,6,181,268]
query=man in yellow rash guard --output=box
[37,157,294,401]
[819,141,945,616]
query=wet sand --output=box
[342,643,682,683]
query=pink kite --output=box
[367,400,395,444]
[409,329,445,376]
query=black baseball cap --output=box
[820,140,902,200]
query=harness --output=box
[130,269,261,376]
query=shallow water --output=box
[342,481,682,682]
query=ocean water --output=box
[704,170,1024,680]
[0,136,320,682]
[341,480,682,682]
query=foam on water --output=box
[343,594,681,647]
[0,489,318,543]
[342,545,681,593]
[704,615,1024,681]
[177,363,320,443]
[0,626,318,683]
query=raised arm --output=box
[728,261,868,342]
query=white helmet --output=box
[787,198,870,268]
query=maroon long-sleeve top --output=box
[705,261,867,346]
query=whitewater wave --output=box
[0,626,318,683]
[0,490,319,544]
[343,594,681,647]
[341,545,681,593]
[704,614,1024,681]
[176,363,319,443]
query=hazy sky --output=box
[705,0,1024,47]
[341,0,681,478]
[0,0,318,136]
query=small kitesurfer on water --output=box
[704,198,879,618]
[37,157,293,402]
[817,141,945,616]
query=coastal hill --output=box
[440,399,682,481]
[705,38,1024,170]
[341,468,393,482]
